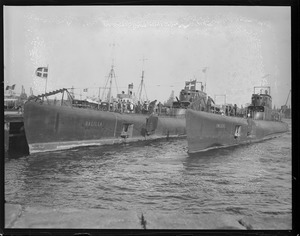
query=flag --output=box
[6,84,16,90]
[185,81,191,90]
[202,67,207,73]
[36,67,48,78]
[83,88,88,92]
[185,82,189,90]
[185,81,196,90]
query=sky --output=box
[4,6,291,107]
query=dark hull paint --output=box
[23,102,186,153]
[186,109,289,153]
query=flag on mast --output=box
[185,80,196,90]
[36,66,49,93]
[35,67,48,78]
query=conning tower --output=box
[173,79,206,108]
[247,86,280,121]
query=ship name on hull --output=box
[84,121,103,128]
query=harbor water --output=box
[5,119,291,224]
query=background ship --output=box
[186,86,289,153]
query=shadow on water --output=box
[187,142,249,159]
[5,149,30,160]
[183,141,262,171]
[186,133,288,161]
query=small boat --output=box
[186,86,289,153]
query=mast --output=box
[138,71,144,101]
[202,67,208,93]
[285,89,291,106]
[101,61,117,103]
[108,64,114,104]
[137,56,148,101]
[102,43,118,103]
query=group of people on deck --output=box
[106,99,164,115]
[96,93,243,117]
[190,95,241,117]
[208,98,240,117]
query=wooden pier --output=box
[5,111,29,157]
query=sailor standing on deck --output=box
[118,99,122,113]
[158,102,162,115]
[206,96,215,113]
[129,102,134,113]
[136,101,141,113]
[233,104,237,116]
[122,100,126,113]
[143,101,148,114]
[148,100,157,114]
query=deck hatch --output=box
[234,125,241,139]
[121,123,133,139]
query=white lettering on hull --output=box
[84,121,103,127]
[216,124,225,128]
